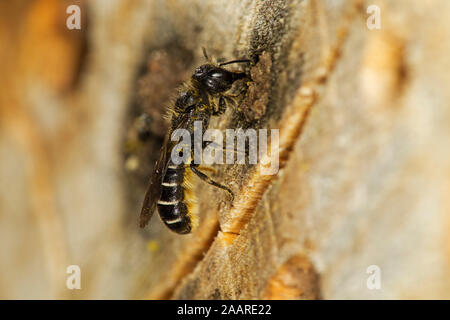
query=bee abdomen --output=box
[160,182,184,202]
[157,201,191,234]
[157,165,192,234]
[163,166,184,184]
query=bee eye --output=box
[210,72,223,78]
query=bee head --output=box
[192,64,241,94]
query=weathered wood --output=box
[1,0,450,299]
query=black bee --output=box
[139,49,250,234]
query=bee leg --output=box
[224,90,250,108]
[197,165,217,174]
[227,78,251,98]
[190,163,234,202]
[225,91,244,99]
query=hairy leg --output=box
[190,163,234,201]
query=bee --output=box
[139,49,251,234]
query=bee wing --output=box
[139,134,169,228]
[139,112,193,228]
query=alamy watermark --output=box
[66,265,81,290]
[170,121,279,175]
[366,265,381,290]
[366,5,381,30]
[66,4,81,30]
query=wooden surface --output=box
[1,0,450,299]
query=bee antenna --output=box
[202,47,209,61]
[219,59,252,67]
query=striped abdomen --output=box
[157,163,197,234]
